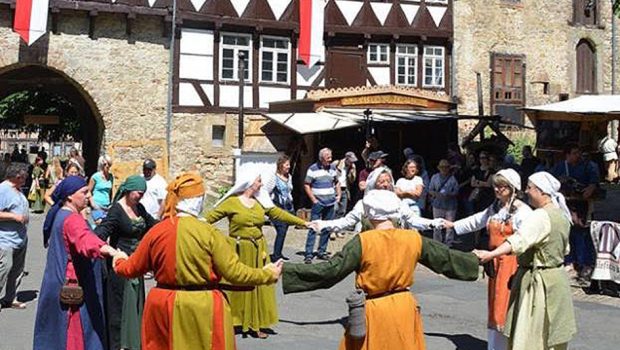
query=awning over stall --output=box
[523,95,620,123]
[262,108,456,134]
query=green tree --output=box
[0,90,81,142]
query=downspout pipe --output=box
[166,0,178,176]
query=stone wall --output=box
[454,0,619,126]
[0,11,169,181]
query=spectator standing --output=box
[552,143,600,281]
[333,151,357,220]
[88,155,114,215]
[29,156,46,214]
[395,159,424,217]
[598,134,618,182]
[429,160,459,247]
[68,147,85,175]
[358,151,388,192]
[45,156,64,190]
[360,135,379,164]
[0,163,30,310]
[519,146,540,186]
[471,151,496,212]
[304,148,341,264]
[270,155,295,261]
[140,159,167,220]
[0,153,11,180]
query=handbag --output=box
[27,184,38,202]
[60,279,84,306]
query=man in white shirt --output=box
[140,159,167,220]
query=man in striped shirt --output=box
[304,148,341,264]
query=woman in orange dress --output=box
[113,173,283,350]
[283,190,479,350]
[445,168,532,350]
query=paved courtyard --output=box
[0,214,618,350]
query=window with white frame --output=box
[220,33,251,81]
[425,0,448,4]
[260,36,289,83]
[423,46,445,88]
[395,45,417,86]
[367,43,389,64]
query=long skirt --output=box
[225,236,277,332]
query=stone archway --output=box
[0,64,104,174]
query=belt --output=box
[366,288,410,300]
[519,263,563,270]
[156,283,254,292]
[230,235,266,266]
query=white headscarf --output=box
[495,168,521,190]
[363,190,401,221]
[528,171,572,224]
[365,166,394,194]
[176,196,205,218]
[214,169,275,209]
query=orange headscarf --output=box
[162,172,205,220]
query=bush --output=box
[506,132,536,164]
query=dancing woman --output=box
[283,190,479,350]
[444,169,531,350]
[205,171,316,338]
[113,173,283,350]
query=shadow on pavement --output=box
[16,290,38,303]
[425,332,487,350]
[280,317,347,328]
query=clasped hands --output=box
[263,259,285,280]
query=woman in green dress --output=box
[95,175,157,350]
[205,171,316,339]
[30,156,46,213]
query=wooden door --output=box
[576,39,596,94]
[326,48,366,88]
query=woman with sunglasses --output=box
[95,175,157,350]
[444,169,532,350]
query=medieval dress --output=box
[283,228,479,350]
[453,200,532,349]
[95,201,157,350]
[34,209,108,350]
[113,215,277,350]
[503,204,577,350]
[205,196,306,332]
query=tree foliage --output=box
[0,90,82,142]
[616,0,620,16]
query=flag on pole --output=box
[14,0,50,46]
[299,0,325,67]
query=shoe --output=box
[0,301,26,309]
[281,256,290,261]
[329,233,337,241]
[316,253,330,261]
[304,257,313,264]
[336,232,346,238]
[144,272,154,280]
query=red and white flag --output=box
[13,0,50,46]
[299,0,325,67]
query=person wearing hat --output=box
[140,158,168,220]
[473,172,576,350]
[358,150,388,192]
[113,173,285,349]
[444,169,533,350]
[282,190,479,350]
[428,160,459,247]
[333,152,358,228]
[206,169,317,338]
[34,176,123,350]
[94,175,157,350]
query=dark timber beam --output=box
[88,10,98,40]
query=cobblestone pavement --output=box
[0,215,617,350]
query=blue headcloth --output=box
[43,176,87,247]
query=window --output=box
[425,0,448,3]
[574,0,597,26]
[492,54,524,103]
[260,36,289,83]
[423,46,445,88]
[395,45,417,86]
[220,33,251,81]
[367,43,389,64]
[576,39,596,93]
[212,125,225,147]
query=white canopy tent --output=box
[262,108,456,134]
[523,95,620,123]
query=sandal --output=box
[247,330,269,339]
[1,301,26,309]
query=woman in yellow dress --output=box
[205,171,316,339]
[283,190,479,350]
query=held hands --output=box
[306,221,321,232]
[473,249,493,264]
[112,251,129,268]
[263,259,284,280]
[442,220,455,229]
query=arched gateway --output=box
[0,64,104,174]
